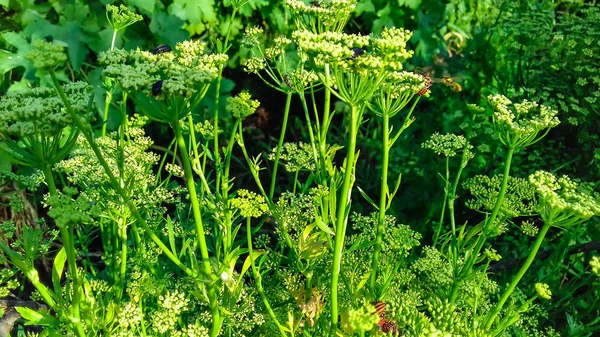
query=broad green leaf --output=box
[0,32,32,74]
[0,0,8,7]
[61,21,88,70]
[15,307,59,327]
[149,10,189,47]
[130,0,156,15]
[171,0,217,26]
[356,0,375,15]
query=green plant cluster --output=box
[1,1,600,337]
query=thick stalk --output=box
[484,222,551,329]
[118,214,128,300]
[330,104,360,334]
[486,147,515,232]
[43,165,85,337]
[450,147,515,303]
[246,218,287,336]
[222,118,242,252]
[101,90,112,138]
[173,122,222,336]
[213,65,224,194]
[49,70,192,275]
[110,30,117,51]
[369,113,389,293]
[269,92,292,200]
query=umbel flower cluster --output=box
[285,0,357,33]
[293,26,413,73]
[99,40,228,99]
[488,94,560,149]
[0,82,91,138]
[529,170,600,226]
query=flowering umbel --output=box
[99,40,227,123]
[488,95,560,149]
[25,40,67,70]
[226,92,260,119]
[529,171,600,226]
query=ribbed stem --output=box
[173,122,222,336]
[330,104,360,334]
[369,113,389,293]
[269,92,292,200]
[484,222,551,329]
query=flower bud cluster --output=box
[488,94,560,149]
[422,133,472,158]
[285,0,357,32]
[25,40,67,70]
[106,4,143,31]
[464,175,537,218]
[268,142,316,172]
[529,171,600,225]
[0,82,91,138]
[99,40,227,98]
[231,189,268,218]
[226,92,260,119]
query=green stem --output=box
[118,214,128,300]
[433,158,450,247]
[101,90,112,138]
[0,244,57,309]
[173,122,222,336]
[369,113,389,294]
[110,30,117,51]
[213,65,225,195]
[450,147,515,304]
[246,218,288,336]
[48,70,192,276]
[299,95,320,177]
[43,165,85,337]
[486,147,515,233]
[330,104,360,334]
[269,92,292,200]
[484,222,551,329]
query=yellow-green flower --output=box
[535,283,552,300]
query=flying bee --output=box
[373,300,387,326]
[152,44,172,55]
[151,80,163,96]
[439,76,462,92]
[415,69,462,93]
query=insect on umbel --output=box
[350,47,365,59]
[152,44,172,55]
[152,80,163,96]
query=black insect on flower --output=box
[310,0,322,7]
[152,80,163,96]
[152,44,172,55]
[350,47,365,59]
